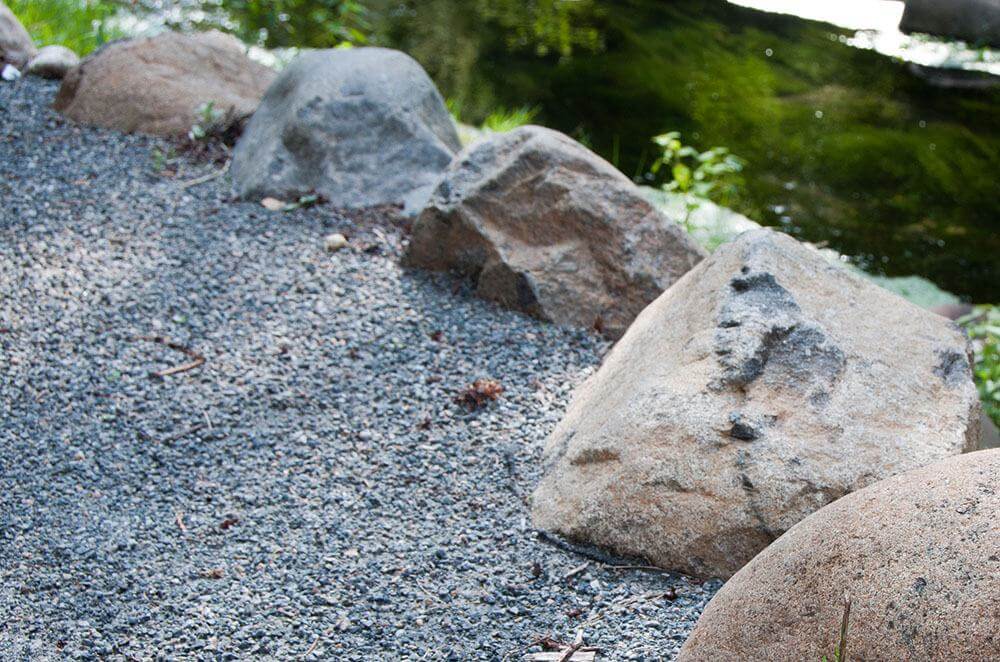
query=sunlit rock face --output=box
[405,125,706,339]
[54,31,274,136]
[532,229,981,579]
[679,449,1000,661]
[232,47,460,215]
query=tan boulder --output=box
[54,31,275,136]
[404,126,706,339]
[0,2,35,68]
[27,45,79,79]
[679,449,1000,661]
[532,229,981,579]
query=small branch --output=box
[302,636,320,658]
[155,358,205,377]
[137,335,205,377]
[600,563,670,574]
[180,159,230,189]
[557,631,584,662]
[162,424,204,443]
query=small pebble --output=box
[324,233,348,252]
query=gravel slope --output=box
[0,78,717,661]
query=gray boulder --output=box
[900,0,1000,47]
[232,47,460,215]
[27,45,79,79]
[405,126,706,338]
[0,1,35,68]
[532,229,981,579]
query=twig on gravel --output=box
[537,531,654,569]
[557,631,584,662]
[414,580,447,606]
[180,159,230,189]
[563,562,590,580]
[162,424,204,443]
[580,591,673,631]
[175,511,187,533]
[137,335,206,377]
[599,563,671,574]
[302,636,320,658]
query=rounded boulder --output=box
[679,449,1000,660]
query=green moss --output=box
[365,0,1000,300]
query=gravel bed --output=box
[0,78,718,660]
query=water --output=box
[131,0,1000,300]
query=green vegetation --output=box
[959,305,1000,427]
[481,105,539,132]
[821,594,851,662]
[649,131,744,231]
[188,101,225,142]
[197,0,370,48]
[8,0,123,54]
[371,0,1000,300]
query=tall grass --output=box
[8,0,124,55]
[481,105,539,132]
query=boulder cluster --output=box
[1,1,78,79]
[7,8,993,656]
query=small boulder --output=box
[54,31,275,136]
[900,0,1000,48]
[27,45,79,79]
[404,126,706,338]
[231,47,460,215]
[678,449,1000,660]
[0,2,35,68]
[532,229,981,579]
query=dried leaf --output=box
[455,378,504,410]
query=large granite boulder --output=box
[0,2,35,68]
[404,126,706,338]
[532,229,981,579]
[54,31,275,136]
[231,47,460,215]
[679,449,1000,660]
[900,0,1000,47]
[26,45,79,79]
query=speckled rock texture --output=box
[405,126,706,338]
[0,1,35,68]
[54,31,274,136]
[231,47,460,215]
[532,229,982,579]
[679,449,1000,661]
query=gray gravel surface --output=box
[0,78,717,661]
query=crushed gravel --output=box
[0,77,718,661]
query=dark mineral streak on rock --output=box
[934,348,971,386]
[713,268,844,391]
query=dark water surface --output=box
[215,0,1000,299]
